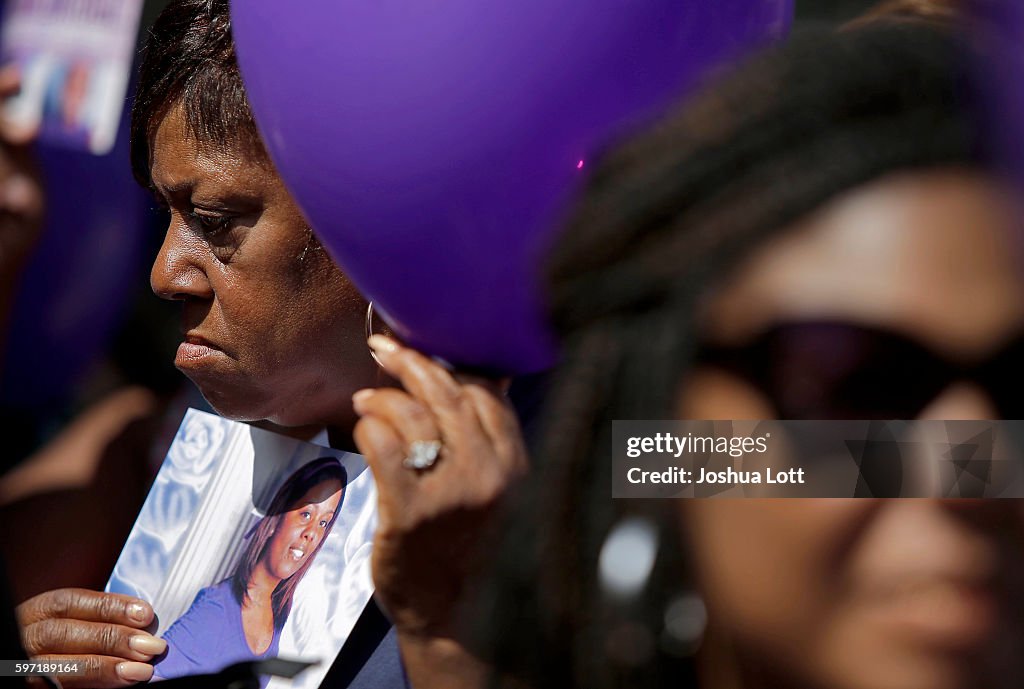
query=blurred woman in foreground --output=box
[485,21,1024,689]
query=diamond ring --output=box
[403,439,443,470]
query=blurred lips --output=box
[862,573,1000,650]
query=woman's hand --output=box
[353,335,529,686]
[17,588,166,688]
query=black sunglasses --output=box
[695,321,1024,420]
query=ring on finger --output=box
[403,439,443,470]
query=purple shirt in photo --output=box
[154,579,283,687]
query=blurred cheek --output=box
[681,500,873,663]
[271,518,298,549]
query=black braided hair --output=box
[845,0,960,30]
[479,22,982,689]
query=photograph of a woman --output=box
[152,457,347,684]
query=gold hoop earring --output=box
[365,301,384,368]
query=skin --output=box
[148,104,376,431]
[260,479,342,581]
[62,63,90,127]
[242,478,343,654]
[354,336,529,686]
[18,104,526,689]
[677,170,1024,689]
[17,591,163,688]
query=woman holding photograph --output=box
[152,458,346,685]
[14,1,527,688]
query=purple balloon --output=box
[1,107,151,411]
[233,1,792,373]
[971,0,1024,188]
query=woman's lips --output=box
[175,334,224,367]
[864,577,999,649]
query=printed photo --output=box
[107,409,378,689]
[0,0,144,153]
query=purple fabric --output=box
[154,579,283,687]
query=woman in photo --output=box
[153,457,346,684]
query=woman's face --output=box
[678,170,1024,689]
[262,477,344,581]
[149,104,379,429]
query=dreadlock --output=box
[479,22,981,689]
[845,0,961,30]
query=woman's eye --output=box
[299,511,312,522]
[319,519,328,528]
[188,210,233,235]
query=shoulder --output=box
[155,581,238,680]
[173,580,237,627]
[200,579,236,606]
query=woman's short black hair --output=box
[130,0,263,189]
[479,22,982,689]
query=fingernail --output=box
[367,335,398,356]
[127,602,149,623]
[117,662,153,682]
[352,389,375,412]
[129,634,166,656]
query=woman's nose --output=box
[150,222,214,301]
[918,382,999,421]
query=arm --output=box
[0,387,161,601]
[352,336,529,689]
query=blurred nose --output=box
[918,382,998,421]
[150,221,213,301]
[920,384,1021,528]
